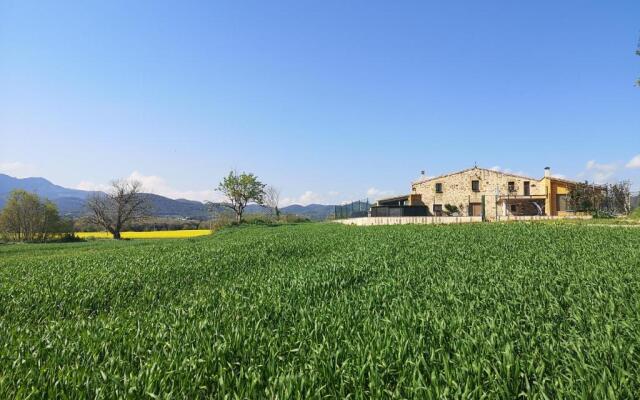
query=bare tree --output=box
[606,181,632,215]
[216,170,266,223]
[204,202,236,229]
[86,180,151,239]
[264,186,281,219]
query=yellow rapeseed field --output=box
[76,230,213,239]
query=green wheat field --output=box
[1,223,639,398]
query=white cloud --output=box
[129,171,223,202]
[76,181,111,192]
[279,197,295,207]
[273,187,396,207]
[488,165,528,176]
[581,160,618,183]
[76,171,223,202]
[299,191,323,204]
[0,161,37,178]
[281,190,325,206]
[625,154,640,169]
[280,190,349,206]
[366,187,396,200]
[494,165,566,179]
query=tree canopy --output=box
[216,171,266,223]
[0,190,69,241]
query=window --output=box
[471,180,480,192]
[435,183,443,193]
[510,204,517,213]
[524,181,530,196]
[556,194,573,212]
[469,202,482,216]
[433,204,443,216]
[508,181,515,192]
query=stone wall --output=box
[411,167,546,219]
[495,215,592,222]
[333,215,591,226]
[334,216,482,226]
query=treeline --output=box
[0,190,75,242]
[2,169,296,241]
[0,186,310,243]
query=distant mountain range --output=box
[0,174,335,220]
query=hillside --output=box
[0,174,334,220]
[0,173,95,200]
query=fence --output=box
[334,200,370,220]
[335,216,482,226]
[370,205,429,217]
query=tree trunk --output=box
[236,212,242,224]
[113,230,121,240]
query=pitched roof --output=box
[412,166,539,185]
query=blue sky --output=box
[1,1,639,204]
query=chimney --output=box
[544,167,551,178]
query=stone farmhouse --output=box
[374,166,594,220]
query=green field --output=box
[1,223,640,398]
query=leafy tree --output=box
[0,190,65,241]
[86,180,151,239]
[216,171,266,223]
[567,183,604,212]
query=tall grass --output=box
[1,223,639,398]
